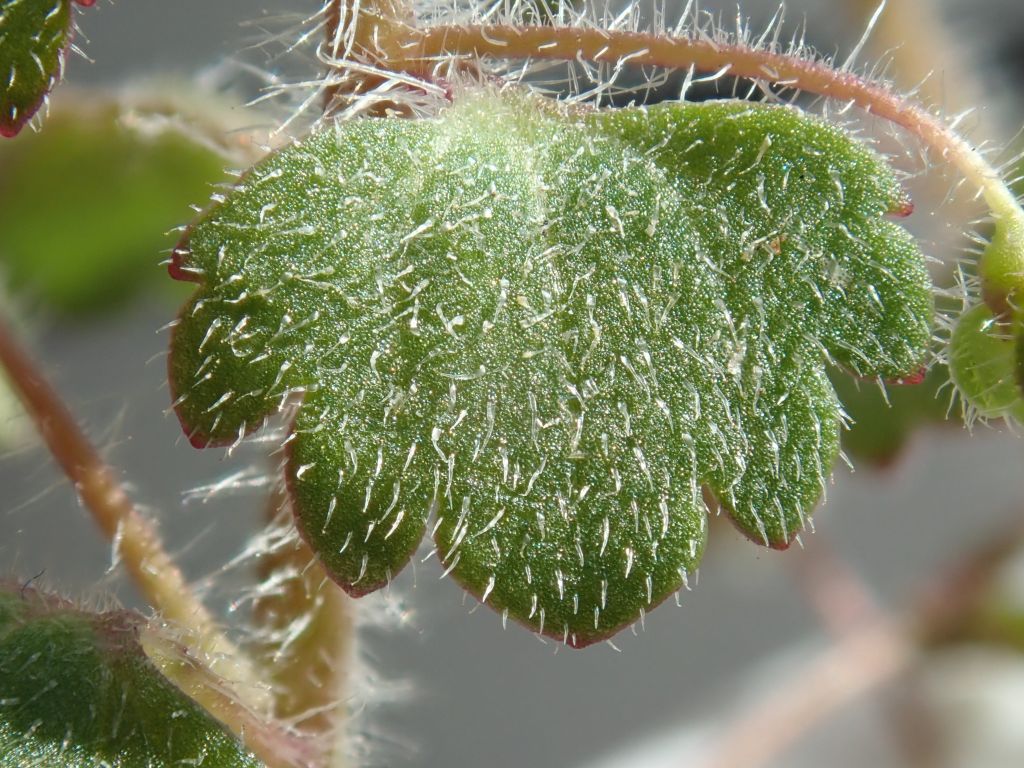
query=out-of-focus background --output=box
[3,2,1024,767]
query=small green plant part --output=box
[0,0,94,137]
[950,303,1024,422]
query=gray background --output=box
[3,2,1024,767]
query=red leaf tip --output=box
[887,368,927,386]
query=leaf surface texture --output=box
[170,91,932,646]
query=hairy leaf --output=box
[169,90,932,646]
[0,0,92,137]
[0,585,262,767]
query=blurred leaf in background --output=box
[830,366,953,466]
[0,97,229,315]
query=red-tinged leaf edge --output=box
[0,0,95,138]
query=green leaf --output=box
[0,0,91,137]
[169,90,932,646]
[0,584,263,767]
[0,103,228,314]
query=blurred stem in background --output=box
[251,475,356,767]
[0,311,278,729]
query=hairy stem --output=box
[252,476,356,766]
[850,0,985,122]
[143,629,317,768]
[0,317,266,710]
[324,0,413,60]
[322,0,417,115]
[851,0,996,234]
[395,23,1024,306]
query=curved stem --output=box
[849,0,984,123]
[0,316,266,710]
[394,24,1024,304]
